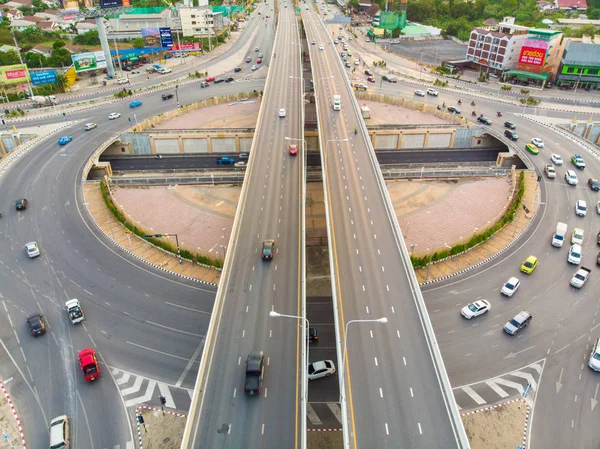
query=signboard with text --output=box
[31,70,57,86]
[0,64,29,84]
[141,28,161,48]
[72,52,107,73]
[159,27,173,48]
[170,43,202,51]
[518,39,549,67]
[100,0,131,8]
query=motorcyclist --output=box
[497,111,502,116]
[471,100,476,106]
[457,99,462,104]
[472,110,476,116]
[354,126,357,134]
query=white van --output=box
[551,222,568,248]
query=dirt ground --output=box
[462,401,528,449]
[139,408,187,449]
[307,431,343,449]
[0,394,23,448]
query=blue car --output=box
[216,156,236,165]
[58,136,72,145]
[129,100,143,108]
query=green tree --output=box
[588,8,600,18]
[18,26,43,43]
[74,29,100,45]
[132,37,145,48]
[0,49,20,65]
[25,51,46,68]
[52,39,66,49]
[47,46,72,68]
[579,23,596,36]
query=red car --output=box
[367,76,375,83]
[288,144,298,156]
[256,58,263,64]
[78,348,100,382]
[205,76,215,82]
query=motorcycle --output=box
[471,101,476,106]
[457,99,462,104]
[471,110,476,116]
[497,111,502,117]
[354,127,357,135]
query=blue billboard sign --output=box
[30,70,57,86]
[159,27,173,48]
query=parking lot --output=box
[387,39,467,66]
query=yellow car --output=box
[525,143,539,155]
[520,255,538,274]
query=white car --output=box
[108,113,121,120]
[234,161,246,167]
[251,65,258,71]
[426,88,439,96]
[354,59,359,66]
[531,138,544,148]
[84,123,97,131]
[565,170,578,186]
[348,36,353,40]
[279,108,286,118]
[311,40,316,45]
[589,338,600,371]
[575,200,587,217]
[117,78,129,85]
[551,154,563,165]
[157,67,172,74]
[308,360,336,380]
[414,90,425,97]
[597,201,600,215]
[334,39,339,44]
[572,228,584,245]
[567,244,582,265]
[319,44,324,50]
[500,277,520,297]
[460,300,491,319]
[25,242,40,258]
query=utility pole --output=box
[10,28,34,97]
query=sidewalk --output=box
[83,183,221,286]
[414,171,538,284]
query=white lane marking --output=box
[145,320,204,338]
[165,301,211,315]
[410,388,414,397]
[176,340,204,387]
[327,403,343,423]
[379,388,383,398]
[115,372,131,386]
[418,423,422,434]
[306,403,323,425]
[511,371,537,392]
[121,376,144,396]
[158,382,175,408]
[374,357,378,366]
[126,341,190,361]
[123,380,157,408]
[486,380,509,398]
[385,423,389,435]
[461,386,486,405]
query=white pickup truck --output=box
[65,299,85,324]
[570,266,591,288]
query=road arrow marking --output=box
[556,367,564,394]
[592,383,599,412]
[504,346,535,359]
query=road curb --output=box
[460,397,521,416]
[307,428,342,432]
[0,381,27,449]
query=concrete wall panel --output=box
[2,137,15,152]
[183,138,208,154]
[211,137,236,153]
[374,134,398,150]
[119,133,152,155]
[401,133,425,148]
[239,137,253,153]
[154,139,180,154]
[427,132,452,148]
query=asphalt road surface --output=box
[183,3,305,449]
[303,9,467,449]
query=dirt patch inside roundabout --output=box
[138,406,187,449]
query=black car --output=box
[200,82,209,88]
[225,77,234,83]
[504,121,516,129]
[262,239,275,260]
[504,129,519,141]
[477,116,492,125]
[161,93,174,100]
[309,328,319,343]
[15,198,28,211]
[364,69,373,76]
[588,178,600,191]
[234,67,242,73]
[447,106,461,114]
[214,78,225,83]
[382,75,397,83]
[27,313,46,336]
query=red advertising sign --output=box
[6,68,27,80]
[170,43,202,51]
[519,45,546,66]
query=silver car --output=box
[504,311,532,335]
[589,338,600,371]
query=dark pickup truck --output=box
[244,351,265,396]
[161,93,174,100]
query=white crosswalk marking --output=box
[123,380,157,408]
[486,380,509,398]
[188,390,193,399]
[158,382,175,408]
[326,403,342,424]
[121,376,143,396]
[307,404,322,425]
[461,386,486,405]
[511,371,538,391]
[126,442,134,449]
[529,363,543,375]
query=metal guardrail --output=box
[109,166,510,186]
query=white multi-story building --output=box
[179,0,222,37]
[465,17,529,73]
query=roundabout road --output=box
[0,40,270,447]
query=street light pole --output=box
[339,318,387,405]
[175,83,180,108]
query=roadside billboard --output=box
[159,27,173,48]
[141,28,161,48]
[72,51,107,73]
[170,43,202,51]
[518,39,549,67]
[0,64,29,84]
[99,0,131,8]
[31,70,57,86]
